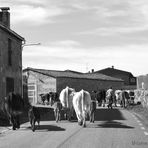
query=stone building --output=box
[0,7,24,105]
[23,67,124,104]
[95,66,137,89]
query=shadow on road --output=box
[95,108,126,121]
[86,108,134,129]
[26,125,65,132]
[98,120,134,129]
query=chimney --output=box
[0,7,10,28]
[111,66,114,69]
[91,69,94,73]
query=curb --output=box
[0,127,11,134]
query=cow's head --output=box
[68,88,76,97]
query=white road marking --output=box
[139,123,143,126]
[141,127,145,130]
[137,120,141,123]
[144,132,148,136]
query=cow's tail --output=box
[65,86,69,108]
[81,89,84,115]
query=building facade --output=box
[0,7,24,105]
[137,75,148,90]
[23,67,124,105]
[95,66,137,90]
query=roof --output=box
[95,67,134,77]
[23,67,123,82]
[0,23,24,41]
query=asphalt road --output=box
[0,107,148,148]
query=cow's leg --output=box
[89,110,93,123]
[82,118,86,127]
[37,118,40,127]
[122,99,125,108]
[55,109,59,123]
[32,119,36,132]
[92,111,95,123]
[82,111,86,127]
[54,109,57,122]
[11,116,16,130]
[59,110,61,121]
[16,115,20,129]
[89,111,92,122]
[67,109,72,121]
[76,112,82,126]
[102,99,105,107]
[78,120,83,126]
[57,110,61,122]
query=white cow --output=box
[59,86,75,121]
[73,89,91,127]
[115,90,122,103]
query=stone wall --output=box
[0,28,22,105]
[26,71,56,104]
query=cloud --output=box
[0,0,70,25]
[79,24,148,36]
[48,40,80,47]
[1,0,148,75]
[11,5,66,25]
[22,39,148,75]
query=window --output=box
[6,77,14,95]
[28,83,37,104]
[8,38,12,66]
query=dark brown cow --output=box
[96,89,106,107]
[28,106,40,132]
[121,90,130,108]
[39,93,50,105]
[52,102,62,122]
[89,100,96,123]
[48,92,63,122]
[3,92,24,130]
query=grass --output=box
[127,104,148,128]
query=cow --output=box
[52,102,62,122]
[95,89,106,107]
[115,90,130,108]
[89,100,97,123]
[115,90,122,105]
[106,87,114,109]
[89,91,97,122]
[73,89,91,127]
[49,92,59,106]
[48,92,63,123]
[3,92,24,130]
[39,93,50,105]
[121,90,130,108]
[59,86,75,121]
[28,106,40,132]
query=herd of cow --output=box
[1,86,135,132]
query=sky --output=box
[1,0,148,76]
